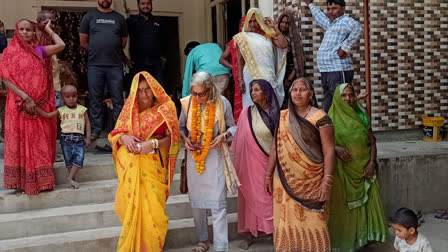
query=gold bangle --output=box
[150,139,159,149]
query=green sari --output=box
[328,84,387,251]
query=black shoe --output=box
[95,144,112,153]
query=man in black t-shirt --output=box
[126,0,166,88]
[79,0,128,140]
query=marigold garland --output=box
[190,96,216,174]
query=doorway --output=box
[44,8,89,95]
[157,16,181,99]
[209,0,250,47]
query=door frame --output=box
[208,0,254,48]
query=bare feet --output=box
[192,241,209,252]
[238,235,255,250]
[54,154,64,163]
[15,188,24,194]
[68,178,79,189]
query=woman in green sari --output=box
[328,84,387,251]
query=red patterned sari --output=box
[229,17,246,124]
[0,23,56,195]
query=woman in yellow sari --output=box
[265,77,335,252]
[109,71,181,252]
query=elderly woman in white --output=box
[179,72,237,252]
[234,8,288,108]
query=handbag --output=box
[179,97,192,194]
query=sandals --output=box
[435,209,448,220]
[436,209,448,215]
[434,213,448,221]
[192,242,209,252]
[238,239,254,250]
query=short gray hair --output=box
[190,72,219,102]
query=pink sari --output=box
[231,106,274,236]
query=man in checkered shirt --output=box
[303,0,363,112]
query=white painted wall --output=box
[0,0,212,76]
[258,0,273,18]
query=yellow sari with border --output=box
[273,109,331,252]
[109,72,181,252]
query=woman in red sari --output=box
[0,19,65,194]
[219,17,245,124]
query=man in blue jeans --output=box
[303,0,362,112]
[79,0,128,141]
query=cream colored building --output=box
[0,0,268,94]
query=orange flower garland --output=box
[190,96,216,174]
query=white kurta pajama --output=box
[179,96,237,251]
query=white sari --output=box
[234,31,287,107]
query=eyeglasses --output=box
[191,89,209,97]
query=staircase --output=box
[0,147,256,251]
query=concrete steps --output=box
[165,239,275,252]
[0,213,240,252]
[0,179,237,218]
[0,203,119,240]
[0,152,183,190]
[53,157,116,185]
[0,194,238,240]
[0,147,242,251]
[0,227,120,252]
[0,180,117,214]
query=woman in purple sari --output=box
[231,79,280,249]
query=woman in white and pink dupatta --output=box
[234,8,288,108]
[231,79,280,249]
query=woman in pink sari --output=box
[231,79,280,249]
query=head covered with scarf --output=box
[275,77,333,211]
[328,84,373,209]
[0,20,54,116]
[249,79,280,135]
[238,16,246,32]
[110,71,181,190]
[287,77,324,165]
[242,8,276,38]
[330,83,369,129]
[289,77,319,108]
[277,11,306,78]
